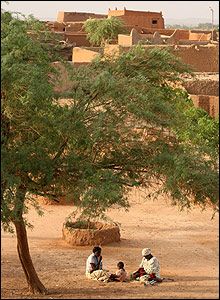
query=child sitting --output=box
[109,261,128,282]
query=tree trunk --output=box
[13,185,47,294]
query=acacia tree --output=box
[1,9,219,295]
[1,11,67,294]
[83,16,126,46]
[64,47,218,219]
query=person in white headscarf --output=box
[132,248,162,283]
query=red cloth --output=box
[139,268,147,277]
[133,267,147,278]
[149,273,156,279]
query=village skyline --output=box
[4,1,219,25]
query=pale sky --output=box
[2,1,219,24]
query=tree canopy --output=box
[2,15,219,228]
[83,16,126,46]
[63,46,219,218]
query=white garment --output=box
[86,269,110,282]
[139,256,160,277]
[86,253,103,273]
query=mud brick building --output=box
[57,11,106,23]
[108,7,165,29]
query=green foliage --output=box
[65,220,97,230]
[175,100,219,160]
[1,9,219,235]
[1,10,63,231]
[83,17,126,46]
[63,45,218,216]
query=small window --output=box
[152,20,158,24]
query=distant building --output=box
[57,11,106,23]
[108,7,165,29]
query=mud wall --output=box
[172,45,219,72]
[118,34,132,46]
[170,29,190,40]
[118,28,140,46]
[104,44,218,73]
[190,95,219,118]
[108,9,164,29]
[190,29,217,40]
[47,21,65,32]
[72,47,101,64]
[183,80,219,96]
[65,22,84,32]
[64,33,90,46]
[62,222,121,246]
[189,32,211,41]
[104,44,131,57]
[57,11,106,22]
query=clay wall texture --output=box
[72,47,101,63]
[118,34,133,46]
[108,9,164,29]
[104,44,218,73]
[104,44,131,56]
[172,45,219,72]
[183,80,219,96]
[117,29,214,46]
[47,21,65,32]
[65,22,84,32]
[189,32,211,41]
[57,11,106,22]
[140,28,176,35]
[118,28,141,46]
[64,33,90,46]
[170,29,190,40]
[167,29,216,41]
[190,95,219,118]
[125,27,216,41]
[191,29,217,40]
[62,222,120,246]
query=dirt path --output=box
[1,189,219,299]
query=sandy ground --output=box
[1,188,219,299]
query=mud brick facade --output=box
[57,11,106,23]
[108,8,164,29]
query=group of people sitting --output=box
[86,246,162,284]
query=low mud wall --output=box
[64,33,90,46]
[72,47,101,63]
[62,222,121,245]
[173,45,219,72]
[104,44,219,72]
[190,94,219,118]
[183,79,219,96]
